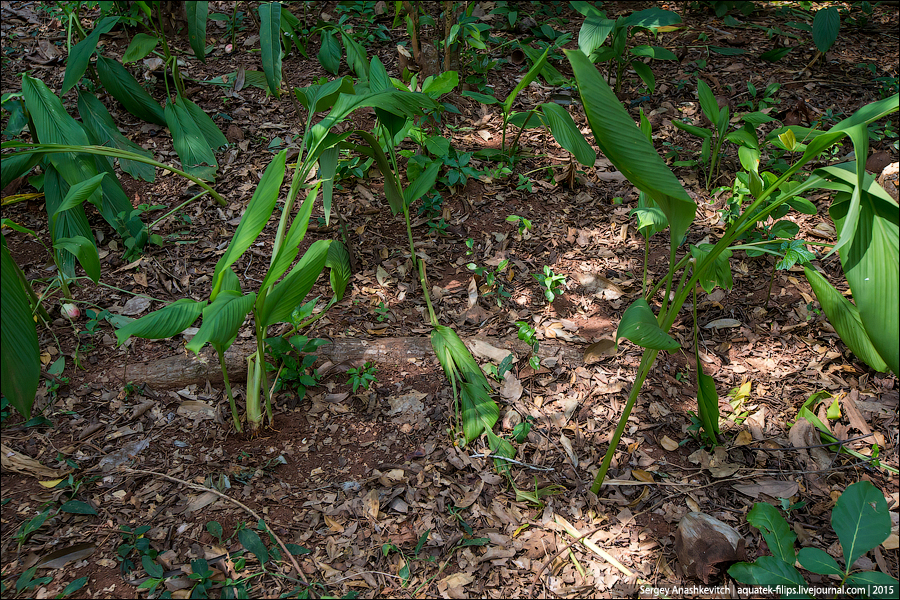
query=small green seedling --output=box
[506,214,532,236]
[515,321,540,371]
[729,481,899,596]
[347,361,377,393]
[534,265,566,303]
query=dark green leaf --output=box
[58,500,97,515]
[186,2,209,63]
[121,33,159,63]
[96,55,166,125]
[237,528,269,565]
[833,480,891,569]
[61,16,119,94]
[616,298,680,350]
[812,7,840,53]
[0,242,39,419]
[259,2,282,96]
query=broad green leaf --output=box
[803,266,888,372]
[368,55,392,93]
[341,32,368,80]
[49,173,106,216]
[43,166,94,277]
[165,96,218,181]
[59,500,97,515]
[829,178,899,376]
[844,572,899,599]
[53,236,101,283]
[61,16,119,94]
[504,45,549,115]
[122,33,160,63]
[353,130,404,214]
[319,146,338,226]
[631,61,656,95]
[261,240,331,327]
[325,241,351,301]
[696,360,719,445]
[812,7,840,53]
[690,244,733,293]
[728,556,807,593]
[421,71,458,97]
[185,2,208,63]
[460,381,499,445]
[797,93,898,169]
[461,90,499,105]
[567,49,695,250]
[259,2,282,97]
[404,160,441,208]
[77,91,155,182]
[0,151,41,190]
[96,55,166,126]
[180,97,227,151]
[260,182,319,291]
[507,110,541,129]
[760,47,792,62]
[115,298,206,346]
[833,480,891,570]
[237,528,269,565]
[318,30,340,74]
[796,547,843,576]
[629,45,677,60]
[747,502,796,564]
[697,79,720,125]
[631,200,667,239]
[615,298,680,351]
[540,102,596,166]
[294,77,354,114]
[578,15,615,56]
[211,150,286,300]
[186,290,256,354]
[622,7,682,29]
[0,241,39,419]
[518,43,565,87]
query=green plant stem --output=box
[642,238,649,298]
[590,349,659,494]
[5,144,226,206]
[507,110,537,159]
[216,346,242,432]
[596,167,808,492]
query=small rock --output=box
[675,512,748,583]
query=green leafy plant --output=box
[462,44,594,165]
[265,334,329,403]
[729,481,899,597]
[116,524,155,576]
[566,47,899,495]
[534,266,566,303]
[111,57,437,434]
[467,258,512,308]
[506,214,532,236]
[347,361,377,393]
[573,4,681,95]
[382,529,433,588]
[515,321,541,371]
[484,354,514,382]
[672,79,732,189]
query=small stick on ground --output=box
[122,467,309,587]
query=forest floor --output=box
[1,1,898,598]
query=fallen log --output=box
[119,335,584,390]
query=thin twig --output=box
[122,467,309,587]
[527,525,605,597]
[469,453,555,471]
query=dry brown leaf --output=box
[660,435,680,451]
[455,479,484,508]
[583,339,617,364]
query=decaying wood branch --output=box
[120,336,584,390]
